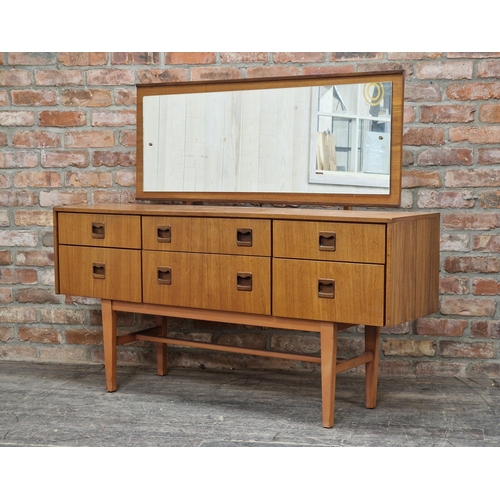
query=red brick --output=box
[8,52,57,65]
[0,231,39,248]
[59,53,108,66]
[416,61,473,80]
[444,256,499,273]
[38,346,88,363]
[65,329,103,345]
[442,212,499,230]
[65,131,114,148]
[417,190,474,208]
[18,327,61,343]
[471,320,500,339]
[114,88,136,106]
[0,268,37,284]
[13,131,61,148]
[270,332,320,354]
[61,89,112,107]
[0,327,14,341]
[92,191,136,204]
[115,171,136,187]
[119,131,136,147]
[439,276,469,294]
[404,105,416,123]
[402,170,441,188]
[11,90,57,106]
[449,52,500,58]
[478,190,500,208]
[0,307,37,323]
[137,69,188,84]
[440,297,496,316]
[0,132,6,147]
[14,210,53,227]
[445,168,500,187]
[16,250,54,266]
[415,318,467,337]
[405,84,442,102]
[447,82,500,100]
[40,308,85,324]
[466,362,500,378]
[0,191,36,206]
[220,53,269,64]
[0,70,31,86]
[302,65,356,76]
[477,60,500,78]
[473,278,500,295]
[440,233,470,252]
[330,52,382,61]
[0,251,12,265]
[246,66,298,80]
[388,52,441,60]
[0,345,38,360]
[273,53,325,63]
[473,234,500,252]
[39,111,86,127]
[0,174,9,189]
[14,171,62,188]
[39,190,88,206]
[0,91,6,106]
[403,127,445,146]
[86,69,135,85]
[35,70,83,86]
[218,332,267,350]
[0,152,37,169]
[93,151,135,167]
[91,110,135,127]
[420,105,474,123]
[478,148,500,164]
[479,104,500,123]
[382,339,436,357]
[0,111,35,126]
[65,172,113,188]
[111,52,160,65]
[191,67,242,81]
[42,150,89,168]
[451,126,500,144]
[166,53,216,65]
[440,341,494,359]
[415,361,466,377]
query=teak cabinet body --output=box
[54,203,440,427]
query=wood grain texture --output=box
[142,216,271,256]
[273,220,386,263]
[320,322,338,428]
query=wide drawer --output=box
[57,213,141,249]
[142,217,271,256]
[58,245,142,302]
[273,220,386,263]
[143,251,271,315]
[272,258,385,325]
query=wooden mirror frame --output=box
[136,70,404,207]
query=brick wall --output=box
[1,52,500,378]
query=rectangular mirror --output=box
[136,70,404,207]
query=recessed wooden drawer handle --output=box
[318,279,335,299]
[236,272,252,291]
[157,225,171,243]
[157,267,172,285]
[92,262,106,279]
[319,231,336,251]
[237,228,253,247]
[92,222,105,239]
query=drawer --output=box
[273,220,386,264]
[58,246,142,302]
[143,251,271,315]
[272,258,385,325]
[142,217,271,256]
[57,213,141,249]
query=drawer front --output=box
[142,217,271,256]
[143,251,271,315]
[58,246,142,302]
[273,220,386,264]
[272,258,385,325]
[57,213,141,249]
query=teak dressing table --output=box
[53,71,440,427]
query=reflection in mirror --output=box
[137,71,404,206]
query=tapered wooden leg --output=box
[155,315,168,376]
[320,322,339,428]
[101,299,117,392]
[365,325,381,409]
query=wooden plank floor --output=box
[1,361,500,447]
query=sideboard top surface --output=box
[54,203,438,224]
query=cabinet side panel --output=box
[385,215,440,325]
[53,210,60,294]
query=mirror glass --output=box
[137,71,403,206]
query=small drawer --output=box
[273,220,386,264]
[58,246,142,302]
[57,213,141,249]
[142,217,271,256]
[143,251,271,315]
[272,258,385,325]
